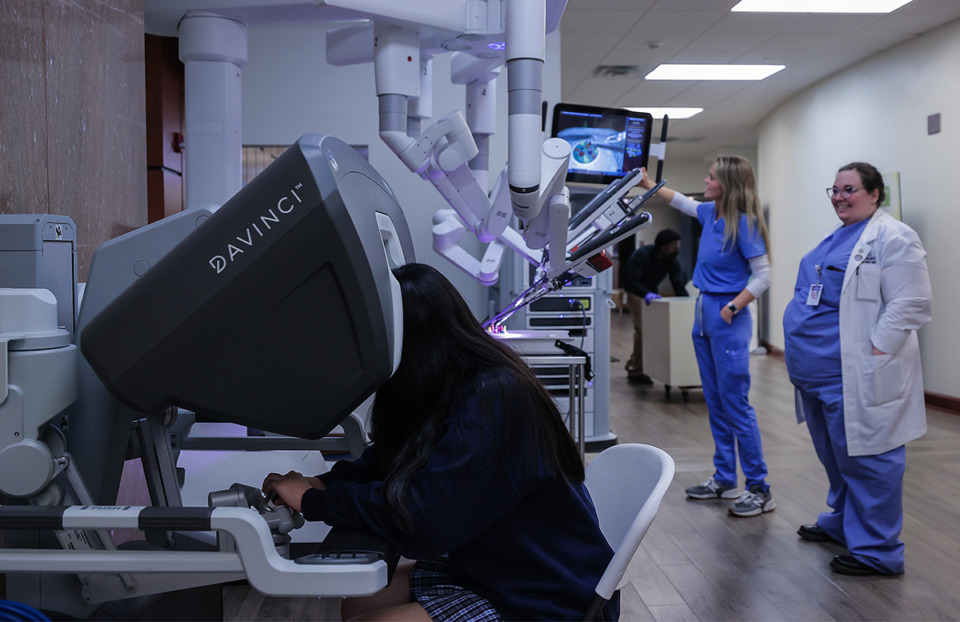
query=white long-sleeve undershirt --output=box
[746,254,771,298]
[669,191,700,217]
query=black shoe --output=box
[798,523,842,545]
[830,554,884,576]
[627,373,653,385]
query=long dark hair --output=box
[370,263,584,527]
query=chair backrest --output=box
[585,443,675,600]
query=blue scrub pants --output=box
[796,384,906,574]
[693,293,769,490]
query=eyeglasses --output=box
[826,185,863,199]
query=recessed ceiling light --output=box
[626,107,703,120]
[645,64,785,81]
[731,0,913,13]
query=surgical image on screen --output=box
[559,125,625,174]
[552,105,650,184]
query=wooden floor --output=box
[605,309,960,622]
[226,309,960,621]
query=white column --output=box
[178,12,247,212]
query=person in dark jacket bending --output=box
[622,228,688,384]
[262,263,617,622]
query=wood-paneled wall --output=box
[145,33,184,223]
[0,0,147,281]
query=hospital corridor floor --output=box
[224,309,960,621]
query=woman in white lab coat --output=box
[782,162,932,576]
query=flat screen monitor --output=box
[551,103,654,185]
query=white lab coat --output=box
[836,209,932,456]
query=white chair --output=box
[583,443,676,621]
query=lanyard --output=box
[807,238,839,307]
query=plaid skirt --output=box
[409,559,504,622]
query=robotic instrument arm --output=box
[484,177,666,329]
[366,10,567,287]
[322,0,660,289]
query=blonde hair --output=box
[713,155,770,256]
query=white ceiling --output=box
[559,0,960,160]
[145,1,960,162]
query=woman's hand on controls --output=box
[262,471,324,512]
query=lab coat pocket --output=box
[856,264,881,301]
[863,353,901,406]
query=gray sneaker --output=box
[728,485,776,517]
[685,476,740,500]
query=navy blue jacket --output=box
[300,369,618,620]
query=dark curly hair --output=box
[654,228,681,250]
[838,162,886,206]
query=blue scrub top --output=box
[783,218,869,387]
[693,202,767,293]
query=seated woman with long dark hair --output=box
[263,263,617,621]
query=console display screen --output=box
[552,103,654,185]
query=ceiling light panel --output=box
[645,64,785,80]
[731,0,914,13]
[626,107,703,120]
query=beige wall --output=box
[0,0,147,280]
[759,17,960,399]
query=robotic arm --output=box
[485,178,666,329]
[324,0,575,286]
[322,0,661,297]
[504,0,548,224]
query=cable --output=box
[0,600,52,622]
[553,339,594,382]
[568,297,587,350]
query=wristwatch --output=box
[727,302,739,314]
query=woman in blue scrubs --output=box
[640,156,774,517]
[783,162,932,576]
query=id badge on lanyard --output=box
[807,265,823,306]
